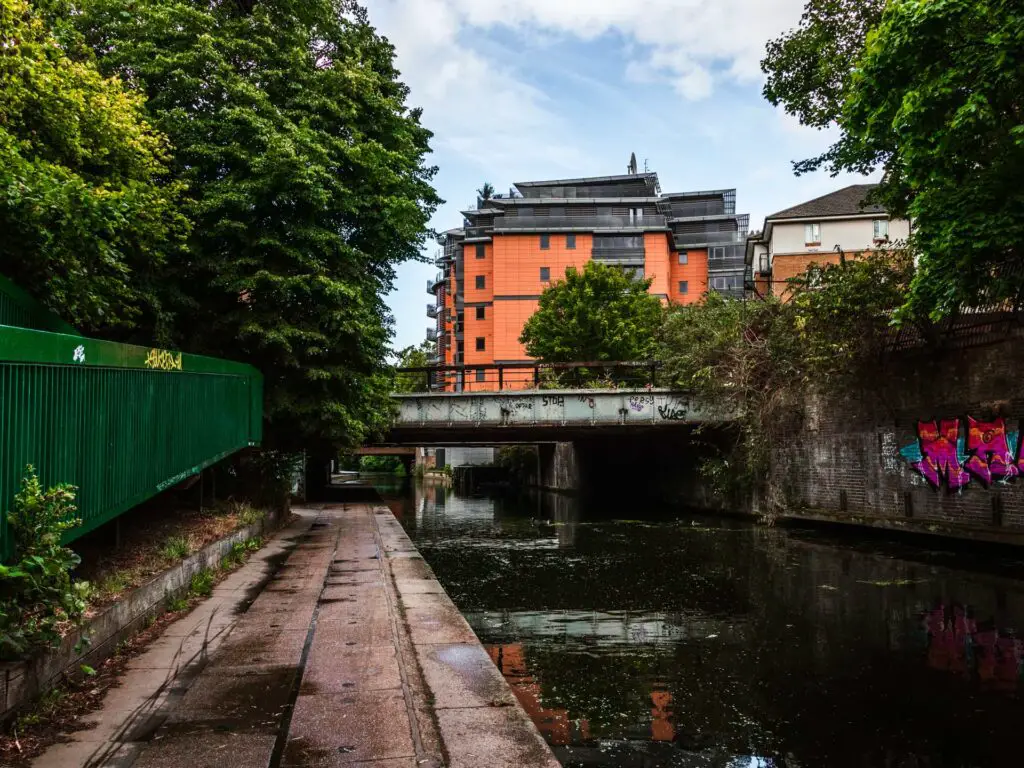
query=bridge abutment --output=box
[539,442,583,492]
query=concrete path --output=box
[33,504,558,768]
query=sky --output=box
[365,0,876,353]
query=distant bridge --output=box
[386,363,725,444]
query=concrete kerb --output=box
[372,505,561,768]
[0,505,292,724]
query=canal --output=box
[375,477,1024,768]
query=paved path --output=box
[33,504,557,768]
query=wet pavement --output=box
[385,481,1024,768]
[34,502,557,768]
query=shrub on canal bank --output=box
[658,252,917,517]
[0,467,91,661]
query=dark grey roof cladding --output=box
[768,184,884,220]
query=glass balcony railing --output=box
[673,231,746,247]
[494,214,668,231]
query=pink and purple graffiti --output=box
[901,416,1022,490]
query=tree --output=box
[763,0,1024,320]
[519,262,663,364]
[476,182,495,206]
[0,0,187,333]
[393,341,435,393]
[75,0,441,451]
[762,0,885,131]
[659,253,912,506]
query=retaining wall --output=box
[773,331,1024,543]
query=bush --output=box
[0,467,91,660]
[189,569,214,597]
[658,253,913,512]
[161,535,190,560]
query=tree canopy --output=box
[393,341,435,393]
[519,262,662,363]
[763,0,1024,319]
[0,0,187,332]
[74,0,441,451]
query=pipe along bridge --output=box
[0,275,262,560]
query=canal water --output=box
[375,478,1024,768]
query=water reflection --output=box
[371,480,1024,767]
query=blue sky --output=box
[364,0,875,353]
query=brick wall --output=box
[773,330,1024,541]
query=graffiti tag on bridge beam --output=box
[658,403,687,421]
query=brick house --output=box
[744,184,910,299]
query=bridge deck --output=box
[389,388,723,444]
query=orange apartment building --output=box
[427,165,749,391]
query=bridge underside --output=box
[384,422,703,446]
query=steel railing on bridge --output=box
[399,361,663,393]
[0,322,262,560]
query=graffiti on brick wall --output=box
[900,416,1021,490]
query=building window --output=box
[475,337,485,351]
[629,207,644,225]
[475,275,485,289]
[710,275,744,291]
[540,234,550,250]
[457,341,464,354]
[873,219,889,241]
[804,222,821,245]
[566,234,576,250]
[710,246,725,261]
[476,306,485,320]
[540,267,550,282]
[678,281,688,294]
[476,370,486,382]
[475,243,486,259]
[678,251,688,265]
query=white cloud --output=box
[418,0,806,99]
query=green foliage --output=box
[234,451,302,510]
[762,0,885,130]
[790,251,915,382]
[0,0,187,334]
[189,569,214,598]
[393,341,435,393]
[476,182,495,203]
[764,0,1024,319]
[0,467,91,660]
[238,504,267,527]
[660,255,910,505]
[359,455,405,474]
[74,0,441,450]
[165,595,188,612]
[520,262,663,365]
[161,536,190,561]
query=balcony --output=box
[427,303,438,319]
[665,201,727,218]
[426,328,438,342]
[592,248,645,265]
[673,231,746,247]
[494,214,668,232]
[426,272,445,294]
[464,226,492,239]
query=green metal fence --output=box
[0,274,81,336]
[0,325,262,559]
